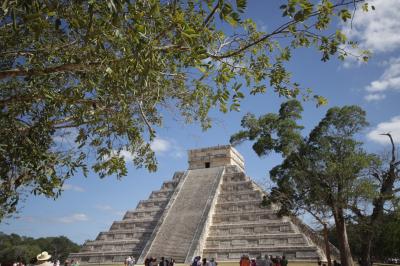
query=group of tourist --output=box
[144,256,175,266]
[192,256,217,266]
[240,255,288,266]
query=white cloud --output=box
[150,138,171,153]
[150,137,185,158]
[367,116,400,144]
[364,93,386,102]
[119,150,135,161]
[365,57,400,93]
[55,213,89,224]
[104,149,135,163]
[62,184,85,192]
[53,128,78,145]
[341,0,400,53]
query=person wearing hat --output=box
[36,252,53,266]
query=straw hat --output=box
[37,251,52,261]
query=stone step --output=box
[142,167,224,262]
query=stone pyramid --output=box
[69,145,338,264]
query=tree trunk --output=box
[333,208,354,266]
[323,223,332,266]
[360,232,373,266]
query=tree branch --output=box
[208,0,365,60]
[0,62,101,80]
[203,0,221,27]
[138,101,155,138]
[380,133,396,165]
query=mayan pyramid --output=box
[69,145,338,264]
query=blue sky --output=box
[1,0,400,244]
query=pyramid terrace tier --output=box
[96,229,153,241]
[220,180,255,191]
[81,240,147,254]
[122,208,164,220]
[221,171,247,182]
[212,209,280,223]
[202,245,321,260]
[215,199,277,212]
[208,220,295,235]
[218,190,264,202]
[205,233,311,249]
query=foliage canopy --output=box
[231,101,377,266]
[0,0,368,219]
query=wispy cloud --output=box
[340,0,400,69]
[151,138,171,153]
[367,116,400,144]
[62,184,85,192]
[55,213,89,224]
[366,57,400,93]
[364,93,386,102]
[341,0,400,53]
[150,137,185,158]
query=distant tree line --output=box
[328,213,400,262]
[0,232,81,266]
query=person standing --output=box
[209,258,217,266]
[281,256,288,266]
[36,252,53,266]
[201,258,209,266]
[159,257,166,266]
[240,255,251,266]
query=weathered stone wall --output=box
[188,145,244,170]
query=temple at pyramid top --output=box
[188,145,244,170]
[69,145,339,264]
